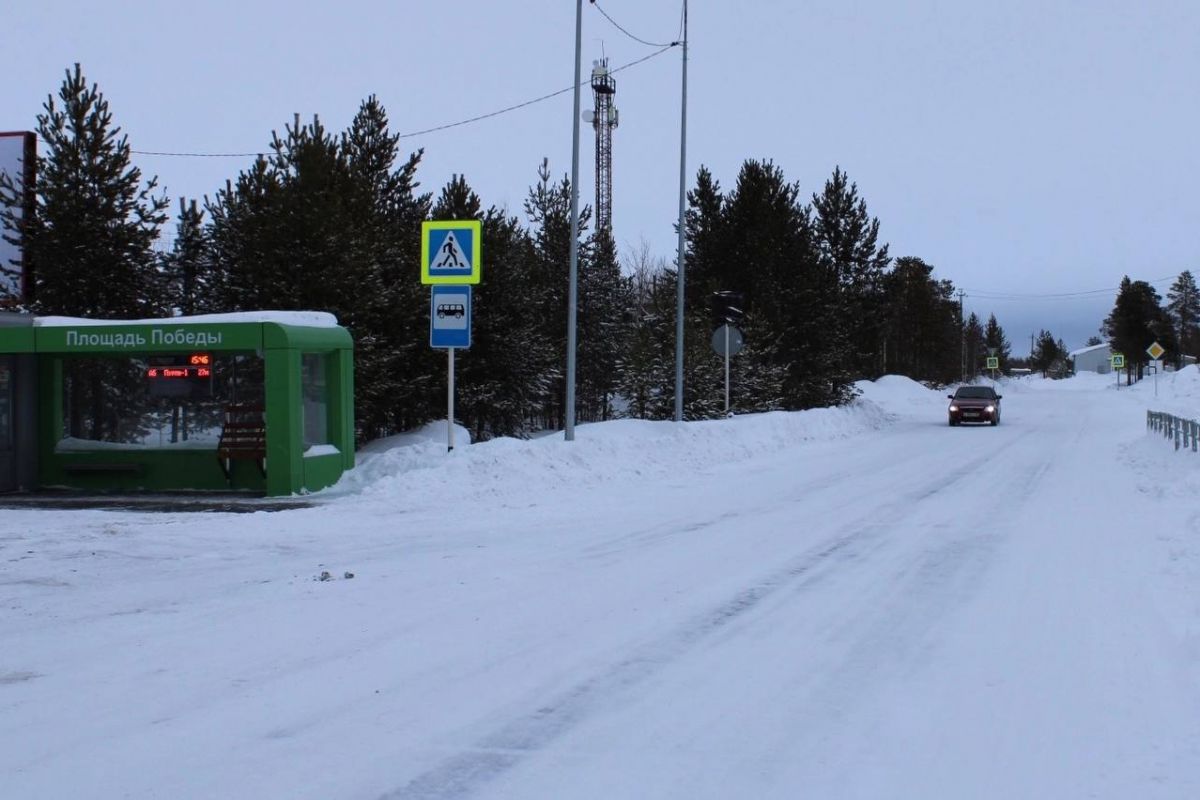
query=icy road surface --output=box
[2,374,1199,799]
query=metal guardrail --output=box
[1147,411,1200,452]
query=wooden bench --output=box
[216,403,266,483]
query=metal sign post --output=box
[430,285,472,453]
[724,325,730,413]
[447,348,455,452]
[1146,341,1165,398]
[711,324,744,414]
[423,220,479,452]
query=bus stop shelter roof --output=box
[1,311,351,355]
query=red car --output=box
[948,385,1002,426]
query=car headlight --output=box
[949,404,958,412]
[985,405,995,412]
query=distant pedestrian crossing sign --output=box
[986,357,999,370]
[1112,353,1125,369]
[422,220,482,284]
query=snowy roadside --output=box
[323,384,908,513]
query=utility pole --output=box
[565,0,583,441]
[958,290,966,382]
[673,0,689,422]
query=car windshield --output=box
[954,386,996,399]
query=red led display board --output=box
[146,354,214,398]
[146,366,212,379]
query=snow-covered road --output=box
[3,374,1199,799]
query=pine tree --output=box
[616,243,676,419]
[681,166,725,302]
[811,167,890,379]
[964,313,985,379]
[707,160,851,410]
[523,159,589,431]
[1104,276,1172,381]
[1032,329,1060,377]
[881,257,959,384]
[1166,270,1200,360]
[160,198,212,316]
[339,98,434,438]
[983,314,1012,372]
[207,99,435,440]
[12,64,168,317]
[433,177,556,440]
[576,227,629,421]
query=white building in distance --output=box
[1070,342,1112,374]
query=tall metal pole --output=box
[673,0,689,421]
[565,0,584,441]
[724,325,730,414]
[958,290,966,382]
[447,348,455,452]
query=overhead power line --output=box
[396,45,674,139]
[67,46,675,159]
[963,274,1177,301]
[591,1,680,48]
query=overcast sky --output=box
[5,1,1198,350]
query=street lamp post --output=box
[565,0,584,441]
[673,0,689,422]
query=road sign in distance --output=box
[1111,353,1125,369]
[711,325,744,357]
[1146,341,1165,360]
[986,357,999,370]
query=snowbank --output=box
[329,390,901,510]
[856,375,946,416]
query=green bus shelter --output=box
[0,312,353,497]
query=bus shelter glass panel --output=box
[59,354,264,449]
[301,353,329,448]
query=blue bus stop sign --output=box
[430,285,471,349]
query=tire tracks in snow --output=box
[377,425,1055,800]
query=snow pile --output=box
[856,375,946,417]
[1119,364,1200,497]
[1013,370,1115,392]
[330,388,903,510]
[1123,432,1200,500]
[1145,364,1200,417]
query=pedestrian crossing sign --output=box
[422,220,482,284]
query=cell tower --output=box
[586,58,619,233]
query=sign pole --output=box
[448,347,455,452]
[724,325,730,414]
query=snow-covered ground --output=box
[3,371,1200,799]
